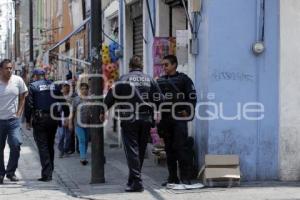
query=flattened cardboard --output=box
[204,167,240,179]
[198,154,241,185]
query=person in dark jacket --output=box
[25,69,61,182]
[57,81,71,158]
[157,55,197,186]
[65,78,79,155]
[101,55,163,192]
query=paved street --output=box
[0,127,76,200]
[1,125,300,200]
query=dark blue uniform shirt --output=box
[25,79,61,123]
[104,69,164,121]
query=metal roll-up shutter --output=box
[133,16,143,59]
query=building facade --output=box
[119,0,281,181]
[16,0,300,181]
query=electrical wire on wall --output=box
[180,0,194,33]
[146,0,155,37]
[252,0,266,55]
[260,0,265,42]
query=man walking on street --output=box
[57,81,71,158]
[0,59,28,184]
[25,69,60,182]
[101,55,163,192]
[157,55,197,186]
[66,78,79,155]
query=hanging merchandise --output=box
[102,42,121,93]
[102,44,111,64]
[103,56,110,65]
[110,70,119,80]
[102,45,109,52]
[103,64,108,73]
[106,63,115,73]
[109,42,120,63]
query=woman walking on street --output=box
[69,83,91,165]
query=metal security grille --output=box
[133,16,143,59]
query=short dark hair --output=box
[66,70,72,80]
[129,55,143,69]
[0,59,11,68]
[163,55,178,67]
[80,82,89,89]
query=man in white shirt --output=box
[0,59,28,184]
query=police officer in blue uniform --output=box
[102,56,163,192]
[25,69,61,182]
[157,55,197,186]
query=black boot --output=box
[125,182,144,192]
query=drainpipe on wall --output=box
[253,0,265,55]
[182,0,201,55]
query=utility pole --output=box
[14,0,20,62]
[90,0,105,184]
[29,0,34,70]
[6,0,12,59]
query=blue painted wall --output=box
[194,0,279,181]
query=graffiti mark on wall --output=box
[212,70,254,82]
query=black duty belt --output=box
[35,110,50,114]
[34,110,51,118]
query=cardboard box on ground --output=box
[198,155,241,187]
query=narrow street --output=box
[0,127,76,200]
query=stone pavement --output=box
[2,125,300,200]
[0,126,77,200]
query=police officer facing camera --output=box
[25,69,61,182]
[157,55,197,186]
[101,55,163,192]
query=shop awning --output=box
[48,17,91,52]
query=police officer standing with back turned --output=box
[101,55,163,192]
[157,55,197,186]
[25,69,61,182]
